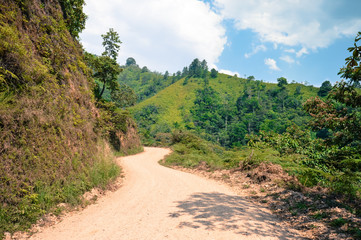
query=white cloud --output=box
[214,0,361,50]
[285,48,296,54]
[219,69,240,77]
[244,44,267,58]
[80,0,227,73]
[280,55,295,64]
[296,47,309,58]
[265,58,280,71]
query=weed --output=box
[330,218,348,228]
[312,211,329,220]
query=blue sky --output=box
[80,0,361,87]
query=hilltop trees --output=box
[210,68,218,78]
[188,58,208,78]
[188,75,310,147]
[126,57,137,66]
[317,80,332,97]
[277,77,288,89]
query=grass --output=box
[113,146,144,157]
[0,141,121,236]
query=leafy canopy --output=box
[102,28,122,61]
[59,0,87,39]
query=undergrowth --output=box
[163,131,240,170]
[0,141,120,235]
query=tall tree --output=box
[101,28,121,61]
[85,29,122,99]
[189,58,202,77]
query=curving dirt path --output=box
[29,147,304,240]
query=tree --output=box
[181,67,188,77]
[164,71,169,80]
[90,55,122,99]
[210,68,218,78]
[295,85,302,96]
[189,58,202,77]
[141,66,149,73]
[110,84,137,108]
[191,85,222,138]
[304,31,361,161]
[59,0,87,39]
[247,76,255,81]
[101,28,121,61]
[277,77,288,89]
[126,57,137,66]
[85,29,122,99]
[317,80,332,97]
[201,60,208,78]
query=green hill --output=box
[130,71,320,147]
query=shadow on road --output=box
[169,192,306,239]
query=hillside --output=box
[130,72,319,146]
[118,63,180,102]
[0,0,140,235]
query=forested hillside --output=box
[118,58,182,102]
[0,0,140,235]
[131,59,320,147]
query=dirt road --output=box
[29,147,303,240]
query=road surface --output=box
[30,147,303,240]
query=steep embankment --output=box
[0,0,140,235]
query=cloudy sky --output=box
[80,0,361,86]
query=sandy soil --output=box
[28,147,305,240]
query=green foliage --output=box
[118,62,178,102]
[59,0,87,39]
[277,77,288,89]
[85,53,121,99]
[85,29,123,99]
[210,68,218,78]
[163,131,240,169]
[188,58,208,78]
[318,80,333,97]
[188,76,311,147]
[126,57,137,66]
[301,33,361,189]
[133,104,163,143]
[191,84,222,137]
[101,28,121,61]
[110,83,137,108]
[131,69,318,148]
